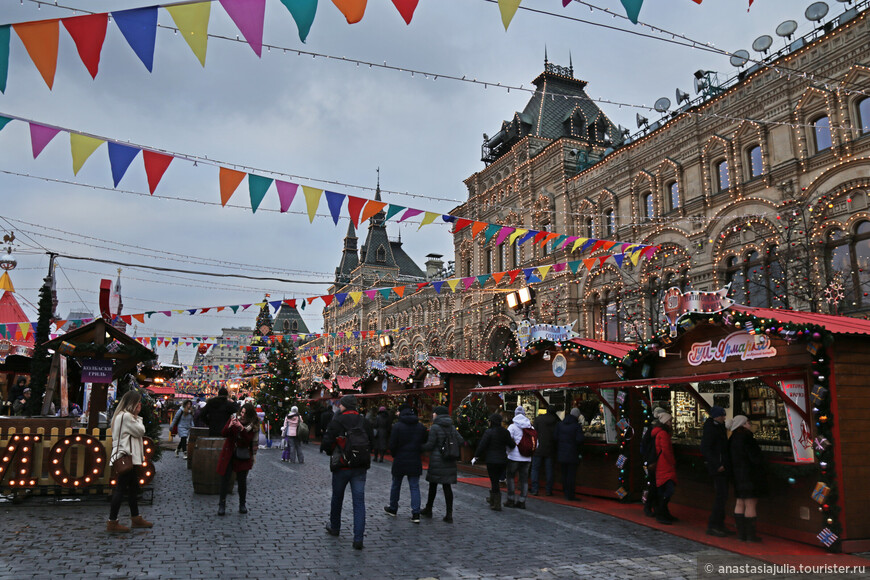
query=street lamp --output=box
[379,335,393,350]
[506,287,536,319]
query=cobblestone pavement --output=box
[1,442,866,580]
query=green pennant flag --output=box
[229,305,239,313]
[384,204,405,222]
[378,288,392,300]
[476,274,491,287]
[620,0,643,24]
[0,115,11,133]
[248,174,273,213]
[0,26,9,94]
[483,223,501,245]
[568,260,582,274]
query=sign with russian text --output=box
[663,285,734,336]
[517,320,578,352]
[780,379,814,463]
[81,358,113,383]
[687,331,777,366]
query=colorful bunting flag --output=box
[498,0,522,30]
[399,208,422,222]
[360,200,387,223]
[446,279,460,293]
[620,0,644,24]
[431,281,444,294]
[471,221,487,238]
[302,185,323,222]
[13,19,59,89]
[61,14,108,79]
[537,265,552,279]
[107,142,140,187]
[391,0,419,24]
[418,211,440,229]
[462,277,475,290]
[276,180,298,212]
[378,288,391,300]
[248,174,273,213]
[331,0,367,24]
[384,204,405,221]
[508,229,527,245]
[280,0,317,43]
[349,291,363,305]
[325,190,346,224]
[166,2,211,67]
[112,7,158,72]
[0,26,9,93]
[219,167,246,206]
[393,286,405,298]
[29,123,61,158]
[142,150,173,194]
[219,0,266,57]
[70,133,104,175]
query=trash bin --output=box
[191,436,234,494]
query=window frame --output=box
[715,158,730,192]
[812,115,833,153]
[746,145,763,179]
[667,181,680,212]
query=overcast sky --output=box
[0,0,832,364]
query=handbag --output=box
[111,413,135,476]
[297,421,310,440]
[234,446,251,460]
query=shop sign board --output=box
[663,285,734,336]
[780,379,815,463]
[366,359,387,372]
[686,331,777,366]
[552,353,567,377]
[81,358,114,383]
[516,320,578,352]
[423,374,442,388]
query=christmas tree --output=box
[27,280,55,415]
[245,299,273,365]
[255,336,304,437]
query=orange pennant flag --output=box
[332,0,367,24]
[219,167,246,206]
[359,200,387,223]
[491,271,506,284]
[583,258,597,271]
[393,286,405,298]
[471,221,487,238]
[13,20,60,89]
[132,313,145,323]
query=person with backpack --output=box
[653,412,677,525]
[530,405,559,497]
[384,405,427,522]
[640,407,666,518]
[321,394,374,550]
[505,405,536,509]
[373,406,392,462]
[553,407,585,501]
[420,406,464,523]
[473,413,515,511]
[170,400,195,459]
[701,406,731,537]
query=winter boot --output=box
[744,517,762,543]
[443,509,453,523]
[419,505,433,518]
[485,493,492,506]
[490,492,502,511]
[218,502,226,516]
[106,520,130,533]
[734,514,747,541]
[655,498,672,525]
[504,497,516,508]
[662,500,678,523]
[130,515,153,529]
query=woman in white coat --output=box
[107,390,153,533]
[281,406,303,463]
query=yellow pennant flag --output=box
[0,272,14,292]
[508,228,528,245]
[571,237,589,252]
[498,0,522,30]
[537,265,552,280]
[446,279,461,293]
[418,211,441,229]
[630,248,643,266]
[302,186,323,223]
[18,322,31,338]
[166,2,211,66]
[70,134,104,175]
[349,292,363,305]
[255,302,266,307]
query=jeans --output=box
[219,459,248,507]
[708,472,729,530]
[529,456,554,494]
[560,462,578,499]
[109,468,139,520]
[330,468,367,543]
[506,460,530,501]
[175,436,188,454]
[389,474,420,514]
[487,464,505,494]
[282,436,303,462]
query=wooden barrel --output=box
[187,427,209,470]
[191,436,234,494]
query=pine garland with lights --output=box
[452,394,490,450]
[487,338,621,381]
[255,337,303,436]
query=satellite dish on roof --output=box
[636,113,649,129]
[805,2,829,22]
[676,88,690,105]
[729,50,750,68]
[654,97,671,113]
[752,35,773,54]
[775,20,798,39]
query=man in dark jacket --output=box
[319,405,335,451]
[199,388,239,436]
[701,405,731,537]
[474,413,515,511]
[553,408,585,501]
[321,395,374,550]
[384,405,427,521]
[530,406,559,496]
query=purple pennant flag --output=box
[553,262,566,272]
[462,277,475,290]
[364,290,377,301]
[107,142,140,187]
[276,180,298,213]
[398,208,423,222]
[561,236,578,250]
[161,311,171,316]
[495,227,515,246]
[29,123,61,158]
[219,0,266,57]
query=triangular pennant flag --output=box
[280,0,317,43]
[13,20,59,89]
[418,211,440,229]
[508,229,527,245]
[497,0,522,30]
[321,294,334,306]
[364,289,377,300]
[491,271,506,284]
[166,2,211,67]
[393,286,405,298]
[583,258,597,271]
[571,237,588,252]
[61,13,108,79]
[107,142,140,187]
[508,269,521,284]
[360,200,387,223]
[567,260,581,274]
[620,0,644,24]
[590,240,607,253]
[276,180,298,212]
[630,248,644,266]
[219,0,266,56]
[219,167,246,206]
[446,279,461,293]
[0,26,9,93]
[384,204,405,221]
[331,0,367,24]
[415,282,428,292]
[537,265,552,279]
[611,253,625,268]
[399,208,422,222]
[532,231,548,245]
[453,218,472,234]
[349,291,363,305]
[580,239,596,253]
[29,123,61,159]
[248,174,273,213]
[112,7,158,72]
[462,277,475,290]
[560,236,578,250]
[0,271,14,292]
[517,230,536,246]
[432,281,444,294]
[643,246,659,259]
[302,186,324,222]
[120,315,132,325]
[600,241,618,252]
[544,233,561,247]
[553,262,566,272]
[495,226,515,246]
[142,150,173,194]
[269,300,282,310]
[229,305,239,313]
[476,274,491,287]
[598,256,610,267]
[335,293,348,306]
[391,0,419,24]
[346,196,366,226]
[324,190,346,225]
[471,221,488,238]
[70,133,104,175]
[483,223,501,244]
[132,313,145,323]
[522,267,535,280]
[378,288,392,300]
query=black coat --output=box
[389,408,427,477]
[320,409,375,470]
[553,414,585,464]
[533,411,560,458]
[474,425,514,465]
[320,408,334,431]
[728,427,767,498]
[200,396,239,437]
[700,418,728,476]
[422,415,464,484]
[374,411,392,451]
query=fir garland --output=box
[452,394,490,450]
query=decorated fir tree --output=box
[255,336,303,438]
[27,281,54,415]
[245,299,273,365]
[453,394,491,450]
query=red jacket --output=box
[653,425,677,487]
[216,416,258,474]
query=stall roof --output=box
[356,386,443,398]
[568,338,635,358]
[730,305,870,336]
[425,357,496,376]
[146,386,175,396]
[335,375,360,391]
[471,382,581,393]
[0,290,34,347]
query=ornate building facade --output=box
[319,3,870,367]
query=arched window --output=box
[813,115,833,153]
[826,221,870,310]
[858,98,870,136]
[376,245,386,263]
[716,159,730,191]
[605,209,616,237]
[724,256,746,305]
[724,250,780,307]
[603,290,620,341]
[283,320,290,332]
[485,248,493,274]
[747,145,763,179]
[291,320,298,331]
[667,181,680,211]
[642,192,654,220]
[586,218,596,239]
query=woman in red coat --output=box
[653,413,677,525]
[217,402,259,516]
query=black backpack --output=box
[440,427,461,461]
[334,419,371,470]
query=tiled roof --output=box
[568,338,636,358]
[335,375,360,391]
[385,367,414,381]
[390,241,426,280]
[730,305,870,337]
[426,357,496,376]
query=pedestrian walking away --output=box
[701,405,732,537]
[384,405,427,522]
[107,391,153,533]
[473,413,515,511]
[420,406,464,523]
[553,407,585,501]
[641,407,667,518]
[319,405,335,453]
[373,406,392,462]
[321,394,374,550]
[200,387,240,437]
[217,403,259,516]
[171,400,195,459]
[505,405,536,509]
[530,405,559,496]
[282,406,304,464]
[653,413,678,525]
[728,415,767,542]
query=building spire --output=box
[544,45,548,67]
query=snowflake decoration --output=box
[824,280,844,305]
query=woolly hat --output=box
[658,412,672,424]
[489,413,504,426]
[378,406,387,412]
[709,405,726,419]
[514,405,526,416]
[729,414,749,431]
[218,387,229,397]
[570,407,581,418]
[433,405,449,416]
[340,394,358,410]
[290,406,298,414]
[652,407,667,419]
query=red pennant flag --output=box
[347,195,366,227]
[491,271,506,284]
[533,231,548,245]
[132,313,145,323]
[62,14,108,79]
[391,0,419,24]
[393,286,405,298]
[471,221,487,238]
[13,20,60,89]
[416,282,428,292]
[306,297,317,305]
[598,256,610,266]
[589,240,606,253]
[120,315,133,325]
[322,294,334,306]
[142,150,173,194]
[508,269,521,284]
[284,299,297,308]
[453,218,472,234]
[359,200,387,223]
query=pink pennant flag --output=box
[495,226,515,246]
[219,0,266,57]
[276,180,298,212]
[399,208,423,222]
[29,123,61,158]
[462,277,475,290]
[364,289,377,300]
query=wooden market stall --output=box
[354,366,443,419]
[0,288,35,415]
[410,357,497,414]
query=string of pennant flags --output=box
[0,113,657,257]
[0,0,729,92]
